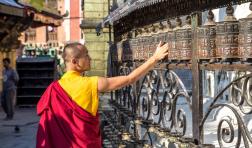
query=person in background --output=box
[1,58,19,120]
[36,41,168,148]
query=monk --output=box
[36,41,168,148]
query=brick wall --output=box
[83,0,110,76]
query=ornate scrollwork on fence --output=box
[137,68,192,142]
[113,64,196,146]
[201,73,252,148]
[117,63,136,113]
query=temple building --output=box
[0,0,62,91]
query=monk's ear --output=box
[71,58,78,64]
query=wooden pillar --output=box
[191,12,203,144]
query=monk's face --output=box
[75,45,91,72]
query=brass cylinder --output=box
[216,21,239,60]
[216,5,239,61]
[177,28,192,61]
[197,26,216,60]
[238,4,252,61]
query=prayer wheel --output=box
[130,36,138,61]
[136,28,145,61]
[142,27,151,60]
[197,10,216,62]
[216,5,239,61]
[149,24,159,58]
[157,23,168,61]
[129,30,137,61]
[165,20,174,62]
[122,33,132,61]
[157,21,167,47]
[168,17,182,62]
[176,16,192,61]
[238,2,252,62]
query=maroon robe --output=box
[36,81,101,148]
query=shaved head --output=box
[62,42,87,63]
[62,42,91,72]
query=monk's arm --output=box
[98,42,168,92]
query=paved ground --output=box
[0,107,39,148]
[0,93,111,148]
[0,93,250,148]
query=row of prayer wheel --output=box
[113,3,252,63]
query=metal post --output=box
[191,12,203,144]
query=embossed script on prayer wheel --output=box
[216,5,239,61]
[216,22,239,60]
[177,16,192,61]
[197,10,216,61]
[197,26,216,60]
[238,3,252,61]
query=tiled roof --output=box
[0,0,23,8]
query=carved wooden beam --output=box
[0,14,34,51]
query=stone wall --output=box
[83,0,111,76]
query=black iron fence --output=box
[103,1,252,148]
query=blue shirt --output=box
[2,68,19,91]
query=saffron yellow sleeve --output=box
[89,76,99,116]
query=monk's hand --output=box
[152,41,169,61]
